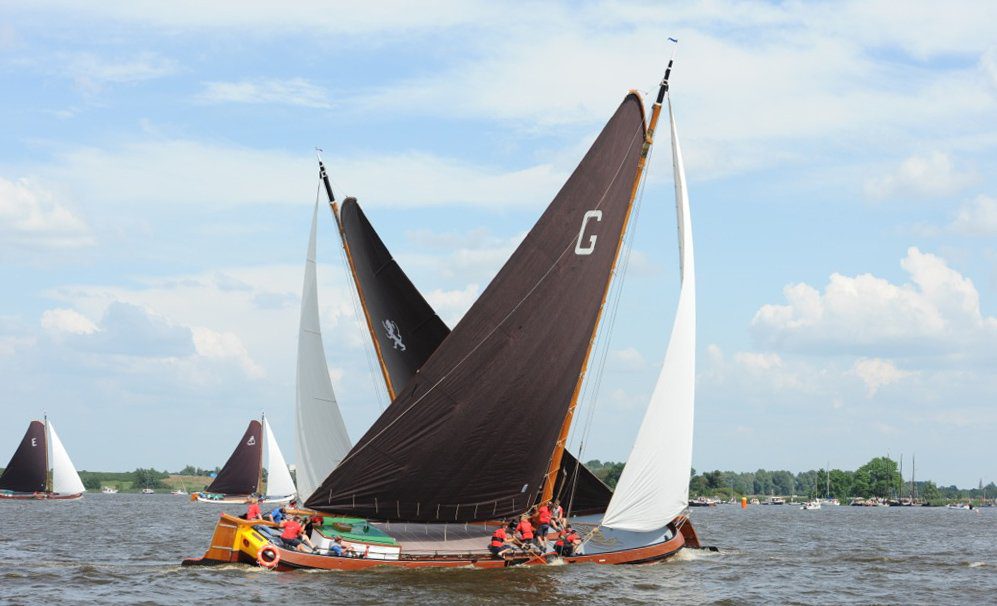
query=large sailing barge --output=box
[185,54,705,570]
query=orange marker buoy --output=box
[741,496,747,509]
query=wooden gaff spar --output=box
[184,51,706,569]
[0,417,85,500]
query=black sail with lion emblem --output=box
[205,420,263,496]
[308,93,645,522]
[0,420,48,493]
[337,197,450,398]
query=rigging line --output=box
[332,119,648,472]
[565,143,654,517]
[576,147,654,461]
[324,181,390,412]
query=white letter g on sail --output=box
[574,210,603,255]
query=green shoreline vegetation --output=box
[585,457,994,506]
[3,457,991,503]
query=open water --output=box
[0,496,993,604]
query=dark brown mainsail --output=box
[205,420,263,496]
[307,93,646,522]
[337,197,613,514]
[0,420,47,493]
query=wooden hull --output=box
[0,492,83,500]
[182,513,701,571]
[192,493,292,505]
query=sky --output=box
[1,1,995,488]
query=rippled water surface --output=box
[1,496,993,604]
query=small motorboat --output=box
[101,486,118,494]
[800,501,821,510]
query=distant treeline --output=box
[585,457,994,505]
[74,465,221,492]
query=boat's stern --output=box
[181,513,271,567]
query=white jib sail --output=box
[294,199,352,502]
[47,420,85,496]
[602,97,695,532]
[263,417,296,498]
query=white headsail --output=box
[294,199,352,502]
[47,420,85,496]
[263,417,296,499]
[602,96,695,531]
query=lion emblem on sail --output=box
[382,319,406,351]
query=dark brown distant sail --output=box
[205,420,263,496]
[307,93,646,522]
[339,197,613,514]
[0,420,47,493]
[337,198,450,398]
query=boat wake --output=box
[667,547,721,563]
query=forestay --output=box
[307,93,646,523]
[602,97,696,531]
[48,420,85,495]
[294,200,352,502]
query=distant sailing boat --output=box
[0,417,85,500]
[186,51,706,569]
[192,415,296,504]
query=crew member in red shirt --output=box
[515,514,537,551]
[245,496,262,520]
[536,502,553,550]
[488,525,513,558]
[280,516,316,552]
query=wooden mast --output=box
[317,154,397,402]
[257,413,265,496]
[541,57,677,505]
[44,414,51,494]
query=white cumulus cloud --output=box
[192,327,265,379]
[865,152,977,200]
[0,177,93,250]
[752,247,997,357]
[852,357,913,397]
[949,195,997,236]
[40,308,98,335]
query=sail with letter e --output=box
[0,420,47,493]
